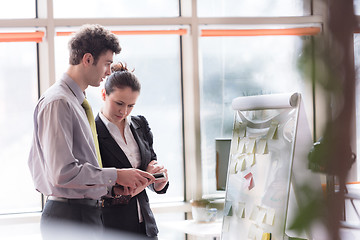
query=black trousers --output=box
[41,200,152,240]
[40,200,103,240]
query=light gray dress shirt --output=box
[28,73,117,200]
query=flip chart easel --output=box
[221,93,322,240]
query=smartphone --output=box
[153,172,165,179]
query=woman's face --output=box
[101,86,140,125]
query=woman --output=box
[95,62,169,238]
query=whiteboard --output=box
[221,93,320,240]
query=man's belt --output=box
[47,196,102,207]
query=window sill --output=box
[0,201,192,224]
[0,212,41,225]
[151,201,192,214]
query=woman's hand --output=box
[146,160,169,191]
[113,185,133,196]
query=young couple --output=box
[28,24,169,239]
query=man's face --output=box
[87,50,114,87]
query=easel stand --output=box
[221,93,322,240]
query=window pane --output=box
[55,31,184,203]
[0,1,36,19]
[197,0,310,17]
[199,35,309,196]
[355,0,360,15]
[354,33,360,178]
[0,42,41,214]
[53,0,179,18]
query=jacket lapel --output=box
[130,118,148,171]
[95,114,133,168]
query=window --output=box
[355,0,360,15]
[0,42,41,214]
[354,33,360,177]
[0,1,36,19]
[53,0,179,18]
[199,31,312,196]
[1,2,346,235]
[197,0,311,17]
[55,30,184,203]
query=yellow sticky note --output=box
[256,139,268,154]
[256,228,264,240]
[256,208,266,224]
[266,121,278,139]
[250,206,260,221]
[230,134,239,155]
[237,202,246,219]
[246,138,256,154]
[238,138,246,153]
[246,154,256,167]
[222,216,231,232]
[235,155,246,173]
[261,233,272,240]
[239,123,247,138]
[265,208,275,226]
[248,224,257,240]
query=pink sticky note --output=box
[244,172,255,190]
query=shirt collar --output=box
[99,111,131,129]
[62,73,85,105]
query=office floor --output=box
[2,188,360,240]
[1,220,360,240]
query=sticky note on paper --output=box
[256,139,268,154]
[248,224,258,240]
[237,202,246,219]
[266,121,278,139]
[227,205,233,216]
[246,154,256,167]
[238,138,246,153]
[240,159,247,172]
[265,208,275,226]
[262,233,272,240]
[239,123,247,138]
[230,135,239,154]
[244,172,255,190]
[246,138,256,153]
[250,206,260,221]
[256,228,264,240]
[256,208,266,224]
[223,216,231,232]
[235,156,246,173]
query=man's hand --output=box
[116,168,155,188]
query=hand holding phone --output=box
[153,172,165,179]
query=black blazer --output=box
[95,114,169,237]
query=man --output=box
[28,24,154,238]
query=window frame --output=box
[1,0,351,219]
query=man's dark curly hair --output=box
[68,24,121,65]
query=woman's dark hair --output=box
[68,24,121,65]
[104,62,141,95]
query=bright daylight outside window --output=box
[199,34,310,196]
[0,42,41,214]
[0,1,35,19]
[55,32,184,203]
[53,0,179,18]
[353,33,360,178]
[197,0,310,17]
